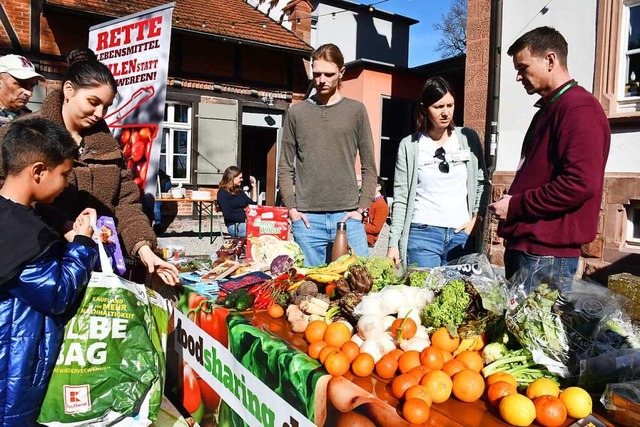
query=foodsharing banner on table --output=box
[174,310,317,427]
[88,2,174,198]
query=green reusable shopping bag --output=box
[38,227,169,426]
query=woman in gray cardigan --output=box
[387,77,489,269]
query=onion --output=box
[357,315,384,340]
[359,338,384,362]
[397,306,421,326]
[360,336,395,363]
[354,294,388,316]
[337,319,354,335]
[414,325,430,339]
[351,334,364,346]
[378,286,406,314]
[381,315,396,332]
[399,336,430,352]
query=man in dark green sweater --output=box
[278,44,377,266]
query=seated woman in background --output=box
[365,177,389,247]
[217,166,257,238]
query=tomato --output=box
[140,127,151,140]
[122,142,131,159]
[189,293,206,310]
[198,303,230,348]
[198,376,220,410]
[131,130,140,144]
[120,129,131,145]
[131,140,146,162]
[136,161,148,181]
[145,138,153,160]
[325,282,336,298]
[126,158,135,172]
[182,364,202,414]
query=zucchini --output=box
[235,293,255,311]
[223,288,248,308]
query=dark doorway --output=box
[380,97,416,197]
[241,125,277,204]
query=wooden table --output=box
[157,197,223,243]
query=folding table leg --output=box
[209,202,214,244]
[197,201,203,240]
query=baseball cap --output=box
[0,54,45,81]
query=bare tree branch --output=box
[433,0,467,58]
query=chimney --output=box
[283,0,314,45]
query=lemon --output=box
[499,393,536,426]
[559,387,592,419]
[526,378,560,399]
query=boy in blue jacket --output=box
[0,117,98,426]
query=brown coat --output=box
[0,90,156,257]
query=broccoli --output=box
[422,279,470,329]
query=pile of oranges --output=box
[303,320,593,426]
[492,377,592,427]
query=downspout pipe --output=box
[481,0,503,254]
[487,0,503,178]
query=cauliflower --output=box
[421,279,470,329]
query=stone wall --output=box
[464,0,493,141]
[489,171,640,282]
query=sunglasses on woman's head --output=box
[434,147,449,173]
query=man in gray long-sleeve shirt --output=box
[278,44,377,266]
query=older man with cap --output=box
[0,54,45,127]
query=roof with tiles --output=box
[44,0,313,53]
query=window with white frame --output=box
[161,103,192,183]
[627,203,640,246]
[621,1,640,98]
[595,0,640,116]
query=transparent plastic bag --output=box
[578,349,640,393]
[506,282,571,376]
[601,378,640,427]
[408,254,507,314]
[506,274,633,377]
[585,308,640,357]
[444,253,508,314]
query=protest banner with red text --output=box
[88,3,174,198]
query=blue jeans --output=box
[504,249,578,293]
[406,224,471,268]
[291,212,369,267]
[153,201,162,225]
[227,223,246,238]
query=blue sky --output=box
[377,0,454,67]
